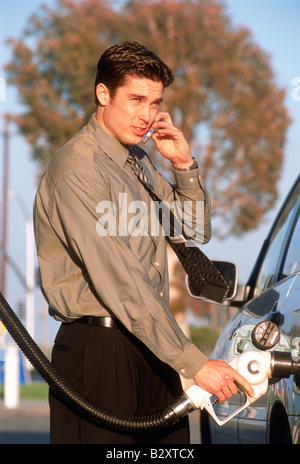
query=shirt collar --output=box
[86,113,129,168]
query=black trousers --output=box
[49,319,190,444]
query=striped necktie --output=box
[127,152,183,238]
[126,151,229,303]
[127,152,154,192]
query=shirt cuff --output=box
[173,165,207,195]
[171,341,208,379]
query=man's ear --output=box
[95,83,110,106]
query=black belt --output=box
[75,316,120,329]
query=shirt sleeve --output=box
[136,148,212,246]
[172,166,212,245]
[41,168,208,379]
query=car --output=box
[187,173,300,444]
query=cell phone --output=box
[142,126,155,144]
[142,119,163,143]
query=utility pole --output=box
[1,116,9,295]
[0,115,20,409]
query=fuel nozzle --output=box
[271,351,300,378]
[172,323,300,428]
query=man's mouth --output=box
[133,126,148,137]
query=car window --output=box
[281,208,300,277]
[255,180,300,294]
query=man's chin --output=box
[121,135,144,146]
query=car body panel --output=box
[205,175,300,444]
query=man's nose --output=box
[139,106,151,124]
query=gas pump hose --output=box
[0,291,193,433]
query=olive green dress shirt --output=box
[34,114,211,379]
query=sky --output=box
[0,0,299,345]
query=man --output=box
[34,42,253,444]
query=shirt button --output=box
[180,368,186,374]
[159,291,164,297]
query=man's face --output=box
[95,75,164,146]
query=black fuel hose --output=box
[0,291,193,433]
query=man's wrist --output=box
[173,157,198,171]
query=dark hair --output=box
[94,42,174,104]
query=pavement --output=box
[0,400,50,444]
[0,400,201,444]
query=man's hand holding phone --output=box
[144,112,194,170]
